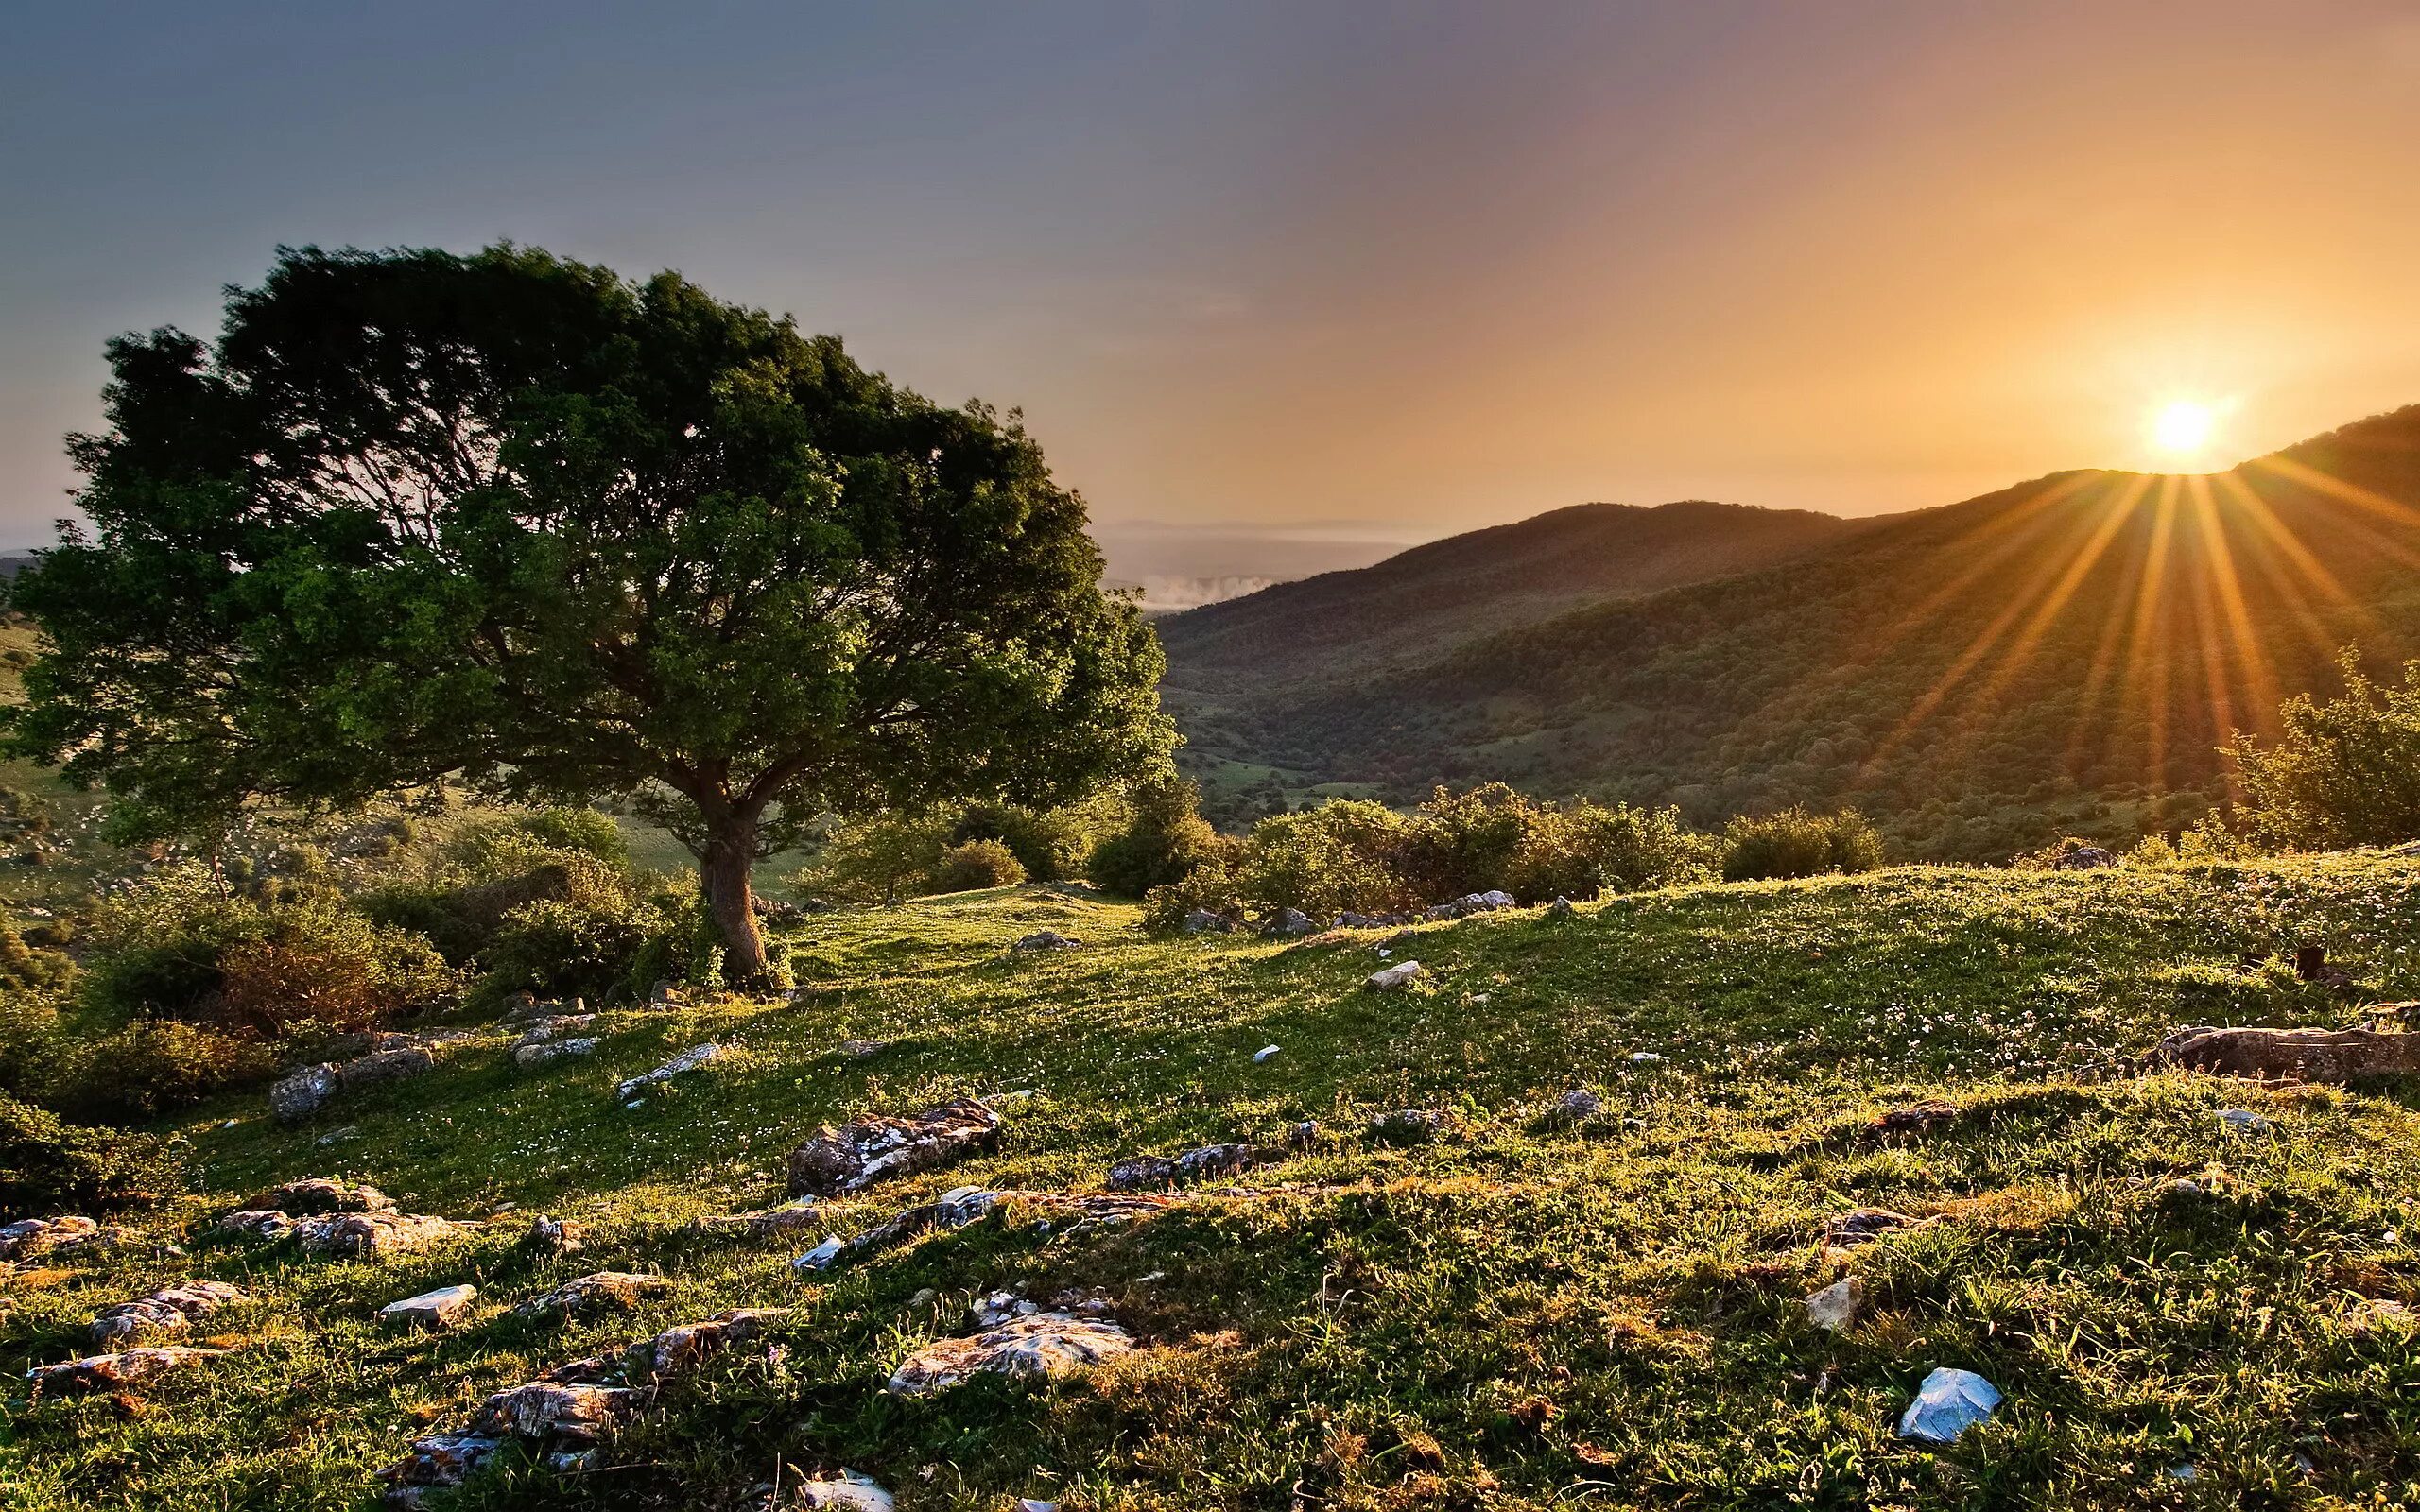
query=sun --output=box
[2149,399,2221,461]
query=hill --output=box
[1159,500,1855,699]
[1167,406,2420,857]
[12,862,2420,1507]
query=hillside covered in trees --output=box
[1162,406,2420,858]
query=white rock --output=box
[1365,961,1426,990]
[1629,1052,1667,1064]
[381,1284,478,1330]
[1804,1277,1862,1332]
[1896,1366,2001,1443]
[615,1041,729,1102]
[2217,1108,2270,1133]
[794,1470,894,1511]
[793,1237,846,1272]
[1253,1044,1282,1063]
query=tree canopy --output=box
[7,244,1171,978]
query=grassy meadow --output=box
[9,858,2420,1509]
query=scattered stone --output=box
[1259,908,1317,938]
[2052,846,2116,871]
[252,1177,396,1215]
[2153,1024,2420,1081]
[785,1471,895,1511]
[515,1037,600,1069]
[1181,908,1237,935]
[786,1097,1002,1196]
[1822,1208,1938,1246]
[515,1014,597,1044]
[1253,1044,1282,1062]
[797,1186,1000,1271]
[215,1210,297,1242]
[1424,890,1516,920]
[26,1345,227,1396]
[339,1045,438,1086]
[2217,1108,2272,1133]
[381,1284,478,1331]
[91,1280,246,1346]
[839,1038,889,1058]
[1896,1366,2001,1443]
[1016,1501,1060,1512]
[1107,1143,1259,1191]
[1011,930,1081,952]
[621,1308,786,1384]
[2348,1297,2413,1332]
[298,1211,464,1259]
[512,1271,675,1321]
[1369,1108,1445,1144]
[1545,896,1577,918]
[1332,910,1418,929]
[886,1311,1138,1395]
[1366,960,1426,990]
[0,1214,100,1261]
[693,1199,822,1240]
[468,1380,636,1443]
[379,1433,504,1508]
[526,1216,580,1251]
[270,1062,343,1121]
[1872,1100,1962,1136]
[1551,1089,1603,1122]
[315,1125,360,1147]
[1628,1051,1667,1065]
[1804,1277,1863,1332]
[615,1041,729,1102]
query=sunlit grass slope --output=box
[11,858,2420,1509]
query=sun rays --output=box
[1844,445,2420,800]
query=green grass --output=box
[11,858,2420,1508]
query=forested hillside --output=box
[1166,406,2420,859]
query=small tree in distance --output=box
[6,245,1171,983]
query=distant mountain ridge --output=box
[1159,499,1855,695]
[1162,405,2420,859]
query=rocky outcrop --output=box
[270,1063,344,1121]
[251,1177,395,1215]
[515,1037,599,1069]
[886,1311,1138,1395]
[1259,908,1317,938]
[90,1280,246,1346]
[1822,1208,1939,1246]
[1425,890,1514,920]
[27,1345,227,1396]
[0,1214,118,1261]
[615,1042,729,1102]
[2152,1024,2420,1081]
[1105,1124,1318,1191]
[1011,930,1081,952]
[378,1309,786,1507]
[217,1205,463,1258]
[1182,908,1238,935]
[511,1271,674,1322]
[786,1097,1001,1197]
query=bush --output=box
[1087,779,1231,897]
[2229,649,2420,849]
[0,1091,182,1219]
[1507,801,1714,901]
[1141,859,1250,934]
[1236,800,1426,918]
[792,811,958,903]
[948,803,1085,883]
[1405,784,1543,902]
[215,912,451,1035]
[1720,806,1885,882]
[932,838,1027,892]
[53,1020,277,1122]
[0,985,62,1101]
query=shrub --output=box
[1236,800,1426,917]
[1087,779,1231,897]
[1507,801,1715,901]
[1720,806,1885,882]
[1141,859,1250,934]
[933,838,1028,892]
[0,1091,182,1219]
[1406,783,1544,901]
[215,912,451,1035]
[0,985,62,1101]
[792,811,958,903]
[0,921,76,993]
[2228,649,2420,850]
[54,1021,277,1122]
[948,803,1084,883]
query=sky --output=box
[8,2,2420,574]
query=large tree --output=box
[7,245,1171,980]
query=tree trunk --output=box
[700,817,769,987]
